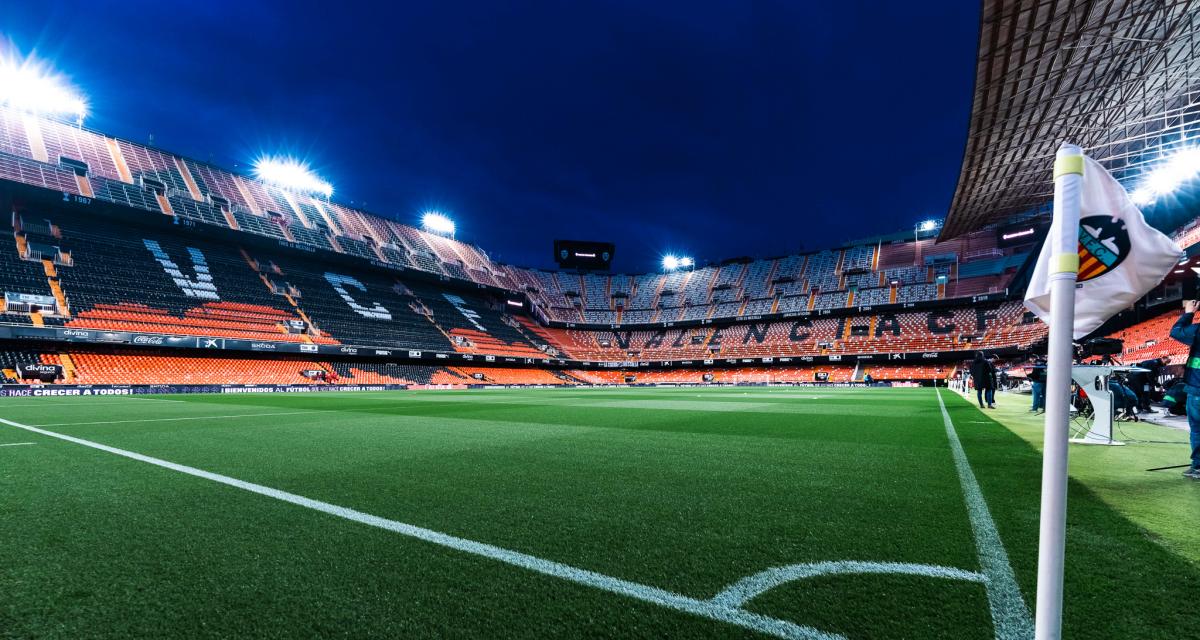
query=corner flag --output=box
[1024,154,1182,338]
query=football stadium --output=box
[2,2,1200,639]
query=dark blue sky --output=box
[7,1,979,272]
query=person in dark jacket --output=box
[987,356,1000,405]
[1129,356,1169,412]
[1167,300,1200,479]
[969,352,995,409]
[1028,359,1047,413]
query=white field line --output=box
[0,442,35,447]
[711,560,985,607]
[33,411,321,427]
[0,415,842,640]
[934,387,1035,640]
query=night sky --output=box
[6,1,980,272]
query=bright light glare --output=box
[679,257,694,267]
[662,255,679,270]
[0,50,87,121]
[253,158,333,197]
[920,220,938,232]
[421,211,455,235]
[1130,147,1200,206]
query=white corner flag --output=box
[1028,144,1183,640]
[1024,153,1182,338]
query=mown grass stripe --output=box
[0,415,844,640]
[934,388,1034,640]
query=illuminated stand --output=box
[1068,364,1146,446]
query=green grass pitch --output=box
[1,387,1197,639]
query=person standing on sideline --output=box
[969,352,995,409]
[986,356,1000,406]
[1028,358,1047,413]
[1167,300,1200,479]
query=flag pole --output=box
[1034,142,1083,639]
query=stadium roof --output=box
[942,0,1200,238]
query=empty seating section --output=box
[584,309,617,324]
[379,244,415,268]
[897,283,937,303]
[744,298,775,315]
[682,268,715,306]
[1104,310,1189,364]
[1,343,950,386]
[184,159,253,211]
[69,350,325,385]
[803,250,841,291]
[40,117,123,180]
[169,196,228,227]
[0,110,28,158]
[855,287,890,306]
[776,295,808,313]
[0,348,59,382]
[533,270,571,308]
[327,361,470,385]
[627,273,660,310]
[390,225,446,275]
[583,274,609,309]
[609,274,633,301]
[841,245,874,272]
[336,234,376,259]
[453,366,568,385]
[1,229,53,309]
[290,225,334,250]
[566,367,862,384]
[533,301,1044,361]
[115,140,191,195]
[742,259,774,299]
[89,175,163,213]
[861,365,949,381]
[405,281,545,357]
[622,308,655,324]
[45,214,329,342]
[712,301,741,318]
[876,241,916,269]
[950,275,1005,297]
[843,272,876,289]
[268,255,447,350]
[232,209,288,239]
[813,291,849,310]
[884,265,925,285]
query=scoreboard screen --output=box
[554,239,615,271]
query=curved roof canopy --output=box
[943,0,1200,238]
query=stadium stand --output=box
[0,106,1053,390]
[1103,309,1189,364]
[532,301,1043,362]
[2,103,1041,329]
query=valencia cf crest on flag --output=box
[1076,215,1130,282]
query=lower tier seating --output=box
[1104,309,1190,364]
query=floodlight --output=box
[920,220,939,232]
[1130,146,1200,205]
[421,211,455,235]
[679,257,694,267]
[0,50,88,122]
[253,157,333,197]
[662,255,679,270]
